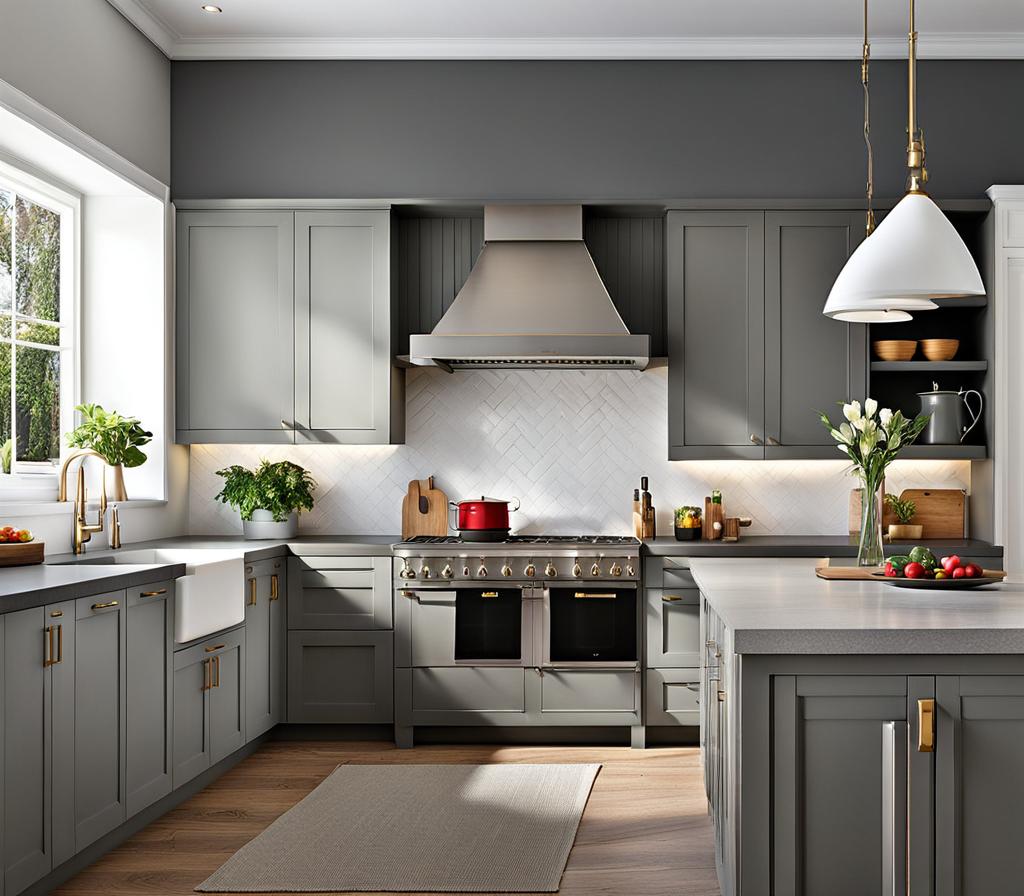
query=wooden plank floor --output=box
[54,741,719,896]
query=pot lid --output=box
[457,496,510,504]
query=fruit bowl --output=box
[871,571,1003,589]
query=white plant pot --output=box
[242,510,298,540]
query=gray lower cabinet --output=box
[287,557,391,630]
[645,669,700,725]
[2,601,75,896]
[172,629,246,788]
[126,581,174,816]
[646,586,700,668]
[645,558,701,728]
[175,210,296,444]
[72,593,127,853]
[667,209,867,460]
[245,559,286,740]
[287,630,394,723]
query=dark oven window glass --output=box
[548,587,637,662]
[454,588,522,661]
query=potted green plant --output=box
[214,460,317,539]
[885,493,923,541]
[66,403,152,501]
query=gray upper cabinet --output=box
[126,582,174,817]
[764,211,868,457]
[294,211,399,443]
[176,210,295,444]
[667,208,868,460]
[667,211,765,459]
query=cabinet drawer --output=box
[411,667,525,713]
[541,670,638,713]
[646,588,701,667]
[646,669,701,726]
[287,556,391,630]
[287,630,393,723]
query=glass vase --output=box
[857,478,886,568]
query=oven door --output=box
[542,586,639,667]
[405,585,534,667]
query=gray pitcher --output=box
[917,382,984,444]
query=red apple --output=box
[905,562,927,579]
[952,567,968,579]
[941,555,961,573]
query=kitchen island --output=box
[690,557,1024,896]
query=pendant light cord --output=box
[862,0,875,235]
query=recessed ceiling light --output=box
[201,4,222,12]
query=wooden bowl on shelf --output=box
[873,339,917,362]
[919,338,959,361]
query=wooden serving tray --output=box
[815,564,1006,581]
[0,541,44,567]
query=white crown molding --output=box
[102,3,1024,61]
[987,185,1024,202]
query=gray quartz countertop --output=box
[690,557,1024,655]
[644,535,1003,558]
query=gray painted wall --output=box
[0,0,170,184]
[171,59,1023,201]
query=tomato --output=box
[952,567,968,579]
[904,562,927,579]
[941,555,961,573]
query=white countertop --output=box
[689,558,1024,655]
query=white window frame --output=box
[0,158,80,497]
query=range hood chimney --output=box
[408,205,650,370]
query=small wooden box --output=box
[0,541,45,567]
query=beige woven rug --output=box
[196,763,601,893]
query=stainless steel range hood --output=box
[408,205,650,370]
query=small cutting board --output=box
[401,477,449,540]
[848,487,967,538]
[815,564,1005,581]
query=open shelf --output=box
[898,445,987,460]
[870,360,988,372]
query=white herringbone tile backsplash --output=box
[188,367,971,537]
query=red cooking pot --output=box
[450,496,520,540]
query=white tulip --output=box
[839,422,854,440]
[864,397,878,418]
[880,408,893,427]
[853,417,867,432]
[843,401,861,423]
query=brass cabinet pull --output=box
[245,566,253,574]
[918,698,935,752]
[481,591,499,598]
[573,592,616,599]
[91,600,119,610]
[43,625,55,667]
[50,609,63,618]
[662,594,683,602]
[202,658,211,691]
[270,574,279,601]
[204,643,226,653]
[749,433,764,446]
[140,588,167,598]
[213,654,221,688]
[248,578,257,606]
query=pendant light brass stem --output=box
[906,0,928,193]
[862,0,875,235]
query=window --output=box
[0,169,76,482]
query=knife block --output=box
[702,497,725,541]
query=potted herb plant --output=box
[214,460,316,539]
[885,493,923,541]
[66,403,152,501]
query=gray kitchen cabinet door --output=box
[646,668,701,726]
[405,666,526,717]
[772,675,911,896]
[73,593,127,852]
[764,211,868,457]
[287,630,393,723]
[646,585,701,668]
[294,210,400,444]
[176,210,295,444]
[287,557,392,630]
[172,642,211,788]
[667,211,765,459]
[126,582,174,817]
[245,559,285,740]
[935,675,1024,896]
[208,630,245,765]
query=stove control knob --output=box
[572,560,583,578]
[524,563,537,578]
[477,564,488,578]
[501,564,512,578]
[462,565,470,577]
[441,564,453,579]
[545,562,557,578]
[400,562,416,579]
[610,562,622,577]
[590,562,601,577]
[626,559,636,577]
[420,563,432,579]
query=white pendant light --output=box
[824,0,984,322]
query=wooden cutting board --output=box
[816,564,1005,580]
[848,488,967,539]
[401,477,449,540]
